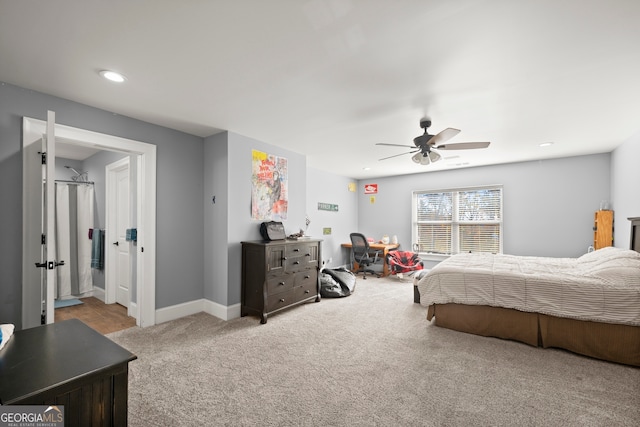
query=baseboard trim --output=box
[155,299,241,324]
[155,299,205,324]
[92,287,106,302]
[203,300,241,321]
[129,301,139,321]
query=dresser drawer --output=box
[285,244,319,272]
[266,274,295,295]
[285,243,314,257]
[293,270,316,288]
[294,280,318,300]
[266,282,317,313]
[286,255,312,272]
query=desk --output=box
[0,319,137,426]
[341,242,400,277]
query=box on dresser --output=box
[241,239,322,324]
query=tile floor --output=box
[54,297,136,334]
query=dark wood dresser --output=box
[241,238,322,323]
[0,319,137,426]
[630,217,640,251]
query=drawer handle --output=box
[293,248,300,252]
[304,290,310,294]
[278,281,285,286]
[279,298,285,302]
[282,256,288,260]
[293,261,300,265]
[304,275,310,279]
[305,253,311,257]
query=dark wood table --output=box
[0,318,137,426]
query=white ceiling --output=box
[55,138,102,161]
[1,0,639,179]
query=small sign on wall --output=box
[364,183,378,194]
[318,202,338,212]
[323,227,332,235]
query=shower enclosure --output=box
[54,170,95,300]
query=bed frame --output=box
[423,217,640,367]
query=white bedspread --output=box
[417,247,640,326]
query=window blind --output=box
[413,186,502,255]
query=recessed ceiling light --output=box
[99,70,126,83]
[362,167,371,171]
[539,142,554,147]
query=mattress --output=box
[417,247,640,326]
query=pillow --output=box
[578,247,640,263]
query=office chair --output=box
[349,233,382,279]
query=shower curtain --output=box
[54,183,94,299]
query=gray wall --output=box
[203,132,229,304]
[611,131,640,247]
[226,132,307,306]
[356,154,611,260]
[55,158,83,181]
[0,83,204,328]
[83,150,130,230]
[203,131,309,307]
[306,168,359,269]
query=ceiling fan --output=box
[377,119,490,165]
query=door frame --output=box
[22,116,157,327]
[105,156,132,310]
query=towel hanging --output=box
[91,229,105,270]
[125,228,137,242]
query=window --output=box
[413,186,502,255]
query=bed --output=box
[416,217,640,366]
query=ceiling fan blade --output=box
[436,141,490,150]
[428,128,460,146]
[376,143,415,148]
[379,149,418,161]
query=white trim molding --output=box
[154,299,242,324]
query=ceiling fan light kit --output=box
[412,152,428,165]
[412,151,440,165]
[377,118,490,166]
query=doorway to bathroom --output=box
[22,113,157,330]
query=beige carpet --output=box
[108,277,640,426]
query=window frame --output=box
[412,185,503,259]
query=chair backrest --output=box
[350,233,370,257]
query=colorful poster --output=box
[251,149,288,220]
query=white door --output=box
[106,157,131,308]
[22,123,45,328]
[23,112,58,326]
[43,111,58,324]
